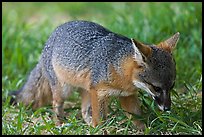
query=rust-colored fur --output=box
[82,56,145,127]
[51,55,145,128]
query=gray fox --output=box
[10,20,179,129]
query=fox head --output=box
[131,32,180,111]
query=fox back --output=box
[49,21,135,86]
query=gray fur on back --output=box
[41,20,135,86]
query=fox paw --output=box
[132,120,145,130]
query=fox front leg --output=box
[51,84,66,125]
[90,88,108,127]
[119,94,145,130]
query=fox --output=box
[10,20,179,130]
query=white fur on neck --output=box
[133,80,155,97]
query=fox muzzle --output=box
[153,90,171,111]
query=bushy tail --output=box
[10,63,53,109]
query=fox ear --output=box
[158,32,180,53]
[131,38,152,60]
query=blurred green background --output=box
[2,2,202,135]
[2,2,202,91]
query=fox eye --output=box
[153,86,162,93]
[143,80,162,93]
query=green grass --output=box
[2,2,202,135]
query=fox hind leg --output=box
[51,83,73,125]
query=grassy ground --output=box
[2,2,202,135]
